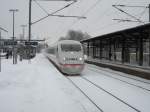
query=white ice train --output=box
[45,40,85,75]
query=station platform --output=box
[0,54,101,112]
[86,58,150,80]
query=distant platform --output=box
[86,59,150,80]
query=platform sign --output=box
[4,41,17,46]
[25,41,38,46]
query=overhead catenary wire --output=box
[44,0,127,39]
[68,0,103,29]
[33,0,86,19]
[92,0,129,27]
[83,0,127,34]
[112,5,145,24]
[0,26,8,33]
[58,0,127,37]
[113,8,149,23]
[112,4,149,23]
[67,0,129,31]
[94,7,148,35]
[99,6,148,30]
[113,7,149,23]
[58,0,103,36]
[113,19,143,23]
[53,0,85,40]
[58,0,147,40]
[32,0,78,25]
[33,0,49,15]
[91,0,147,36]
[113,4,149,8]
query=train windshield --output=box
[61,44,81,52]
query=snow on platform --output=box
[0,54,99,112]
[0,54,150,112]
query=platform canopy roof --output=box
[81,23,150,42]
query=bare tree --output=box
[59,30,91,41]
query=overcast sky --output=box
[0,0,149,44]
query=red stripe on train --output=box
[60,63,84,67]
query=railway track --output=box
[47,57,104,112]
[47,57,143,112]
[87,66,150,92]
[65,76,141,112]
[87,65,150,84]
[80,76,141,112]
[66,76,104,112]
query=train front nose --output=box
[59,52,84,74]
[61,64,84,74]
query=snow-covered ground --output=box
[0,54,100,112]
[0,53,150,112]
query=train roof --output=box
[47,40,82,48]
[58,40,81,45]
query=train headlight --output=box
[79,57,83,61]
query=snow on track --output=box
[69,76,139,112]
[87,67,150,91]
[82,64,150,112]
[87,64,150,85]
